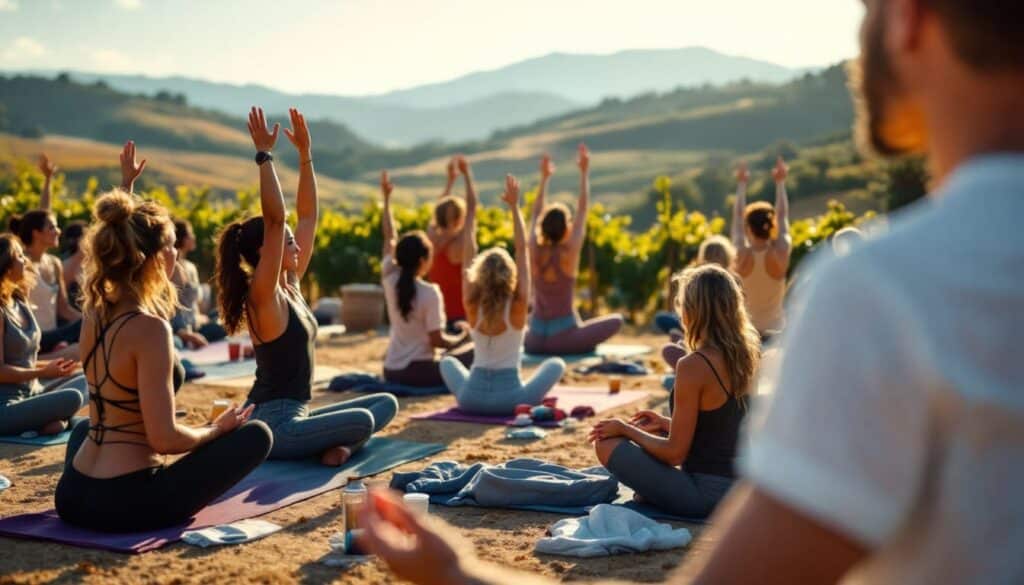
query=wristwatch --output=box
[255,151,273,166]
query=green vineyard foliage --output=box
[0,162,874,322]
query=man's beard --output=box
[851,9,929,157]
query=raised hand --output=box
[446,158,457,183]
[380,170,394,201]
[772,156,789,183]
[735,161,750,184]
[38,153,58,178]
[540,153,555,179]
[247,106,279,152]
[119,140,147,190]
[500,174,520,207]
[576,143,590,174]
[282,107,311,158]
[455,155,470,176]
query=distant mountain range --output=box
[21,47,803,146]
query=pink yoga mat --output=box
[179,340,235,366]
[410,386,648,427]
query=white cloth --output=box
[181,519,281,547]
[381,255,445,370]
[742,155,1024,585]
[0,474,11,491]
[535,504,691,557]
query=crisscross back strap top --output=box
[83,312,184,446]
[531,245,576,320]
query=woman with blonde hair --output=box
[591,264,760,518]
[55,183,271,532]
[439,174,566,415]
[0,234,86,436]
[524,146,623,355]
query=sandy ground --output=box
[0,330,718,584]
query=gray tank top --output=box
[0,299,42,402]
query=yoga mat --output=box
[0,437,445,554]
[410,386,648,427]
[207,365,344,390]
[193,358,257,382]
[180,340,235,367]
[522,343,652,366]
[0,429,72,446]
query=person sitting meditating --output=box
[590,264,760,519]
[524,146,623,356]
[440,174,566,415]
[380,171,473,388]
[0,234,87,437]
[54,188,272,533]
[216,107,397,467]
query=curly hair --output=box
[0,235,34,307]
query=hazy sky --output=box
[0,0,863,96]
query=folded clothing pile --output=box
[391,459,618,509]
[536,503,692,557]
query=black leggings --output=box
[54,418,272,532]
[383,344,473,387]
[41,320,82,353]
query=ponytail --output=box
[393,231,431,322]
[215,216,264,334]
[8,210,50,247]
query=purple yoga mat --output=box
[410,386,648,427]
[0,437,444,554]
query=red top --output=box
[429,244,465,321]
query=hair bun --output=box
[7,216,22,233]
[94,190,134,225]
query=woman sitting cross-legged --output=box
[0,234,87,437]
[379,172,474,388]
[439,174,566,415]
[590,264,760,519]
[217,107,398,467]
[524,146,623,356]
[54,190,273,533]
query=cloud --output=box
[90,48,135,71]
[0,37,46,62]
[0,0,18,12]
[113,0,141,9]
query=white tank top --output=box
[470,301,525,370]
[740,249,787,334]
[28,261,59,332]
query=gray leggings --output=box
[249,393,399,460]
[0,375,88,436]
[605,439,734,519]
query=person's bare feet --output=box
[39,420,67,435]
[320,446,352,467]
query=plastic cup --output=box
[227,341,241,361]
[608,377,622,394]
[210,399,230,421]
[403,493,430,515]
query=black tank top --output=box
[247,290,317,404]
[684,351,747,479]
[83,312,185,446]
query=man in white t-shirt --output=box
[354,1,1024,583]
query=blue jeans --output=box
[440,357,566,415]
[248,394,399,460]
[0,375,87,436]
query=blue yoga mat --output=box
[423,489,705,524]
[195,359,258,382]
[0,430,72,446]
[522,343,652,366]
[0,437,446,553]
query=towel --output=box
[392,459,618,509]
[181,519,282,547]
[535,504,692,557]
